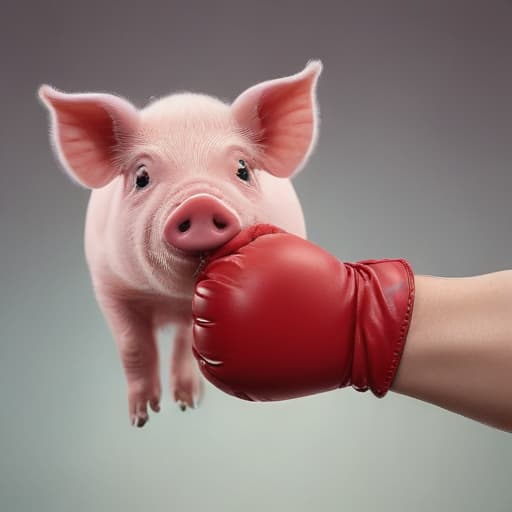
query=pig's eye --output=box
[135,165,150,189]
[236,160,250,182]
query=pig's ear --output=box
[38,85,139,189]
[231,60,322,178]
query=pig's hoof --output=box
[130,400,160,427]
[131,413,149,428]
[128,380,161,428]
[172,376,204,411]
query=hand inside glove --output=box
[191,224,415,402]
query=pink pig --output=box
[39,61,322,427]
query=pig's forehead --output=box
[132,93,256,163]
[140,93,234,131]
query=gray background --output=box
[1,1,511,511]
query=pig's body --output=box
[40,62,322,427]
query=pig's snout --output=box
[164,194,241,253]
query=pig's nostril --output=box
[178,219,191,233]
[213,217,227,230]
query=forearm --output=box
[391,271,512,433]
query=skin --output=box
[392,271,512,433]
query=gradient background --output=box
[1,1,511,511]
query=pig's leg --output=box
[98,294,161,427]
[171,322,204,410]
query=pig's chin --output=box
[163,244,213,277]
[144,244,209,295]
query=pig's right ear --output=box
[231,61,322,178]
[38,85,139,189]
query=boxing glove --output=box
[192,224,415,402]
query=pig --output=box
[39,61,322,427]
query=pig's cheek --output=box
[230,185,262,228]
[119,199,158,259]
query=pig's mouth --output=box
[165,244,212,260]
[193,252,210,277]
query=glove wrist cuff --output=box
[349,258,415,397]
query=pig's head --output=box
[39,61,322,290]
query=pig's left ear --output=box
[231,60,322,178]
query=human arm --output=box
[392,272,512,432]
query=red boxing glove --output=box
[192,225,415,402]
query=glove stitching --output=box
[379,259,416,397]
